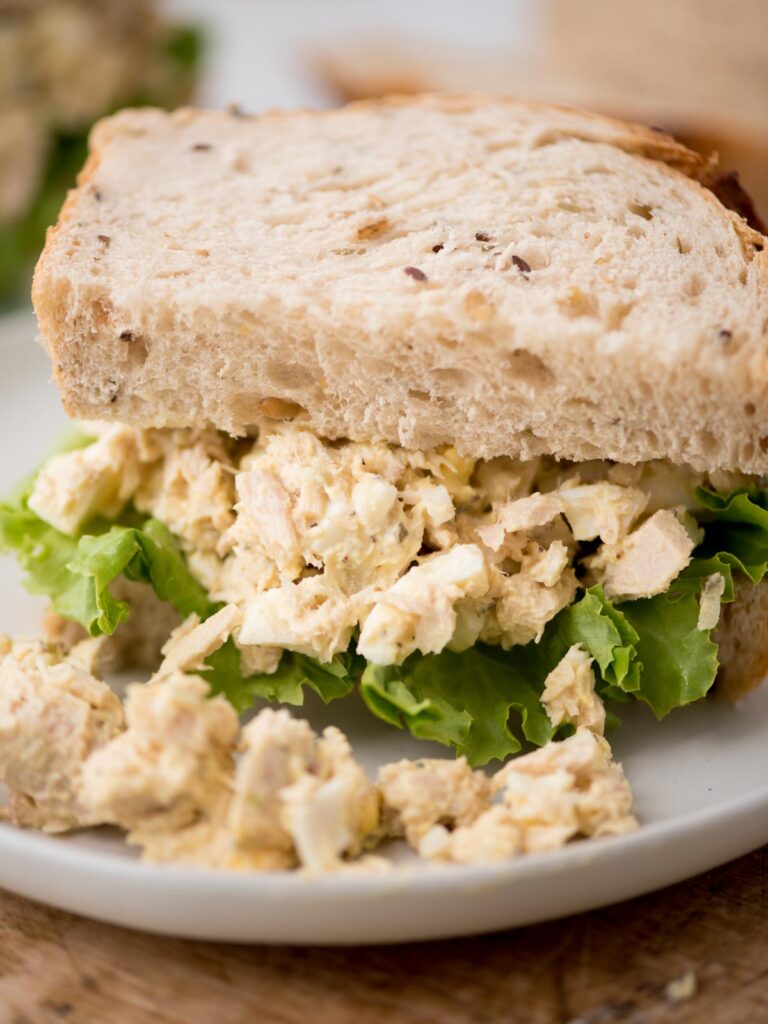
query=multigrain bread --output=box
[34,95,768,473]
[714,579,768,700]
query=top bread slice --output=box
[33,95,768,472]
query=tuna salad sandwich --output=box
[0,95,766,870]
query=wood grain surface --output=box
[0,847,765,1024]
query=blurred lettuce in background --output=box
[0,2,204,307]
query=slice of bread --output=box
[715,578,768,700]
[34,95,767,472]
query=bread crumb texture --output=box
[33,95,768,472]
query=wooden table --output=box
[0,847,765,1024]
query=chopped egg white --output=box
[698,572,727,630]
[358,544,489,664]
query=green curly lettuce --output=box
[198,640,356,714]
[0,472,208,633]
[694,486,768,582]
[66,519,213,634]
[358,581,718,766]
[361,646,555,766]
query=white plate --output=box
[1,308,767,944]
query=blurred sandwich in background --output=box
[312,0,768,221]
[0,0,203,305]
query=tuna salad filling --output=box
[0,615,636,868]
[3,420,768,766]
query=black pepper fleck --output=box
[227,103,247,118]
[511,255,532,275]
[92,188,103,201]
[404,266,427,281]
[718,329,733,343]
[119,329,133,341]
[97,234,111,246]
[191,142,212,151]
[432,243,444,253]
[475,232,491,242]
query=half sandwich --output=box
[6,95,768,769]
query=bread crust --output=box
[715,578,768,700]
[33,94,768,473]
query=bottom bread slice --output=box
[715,577,768,700]
[43,577,180,674]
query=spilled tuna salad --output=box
[1,418,768,870]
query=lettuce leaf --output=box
[0,475,211,635]
[360,586,643,767]
[695,486,768,583]
[619,592,719,718]
[0,474,98,625]
[615,484,768,716]
[66,519,213,634]
[358,574,728,764]
[200,643,356,713]
[361,647,554,766]
[671,554,737,603]
[541,586,641,696]
[241,649,358,709]
[545,584,719,719]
